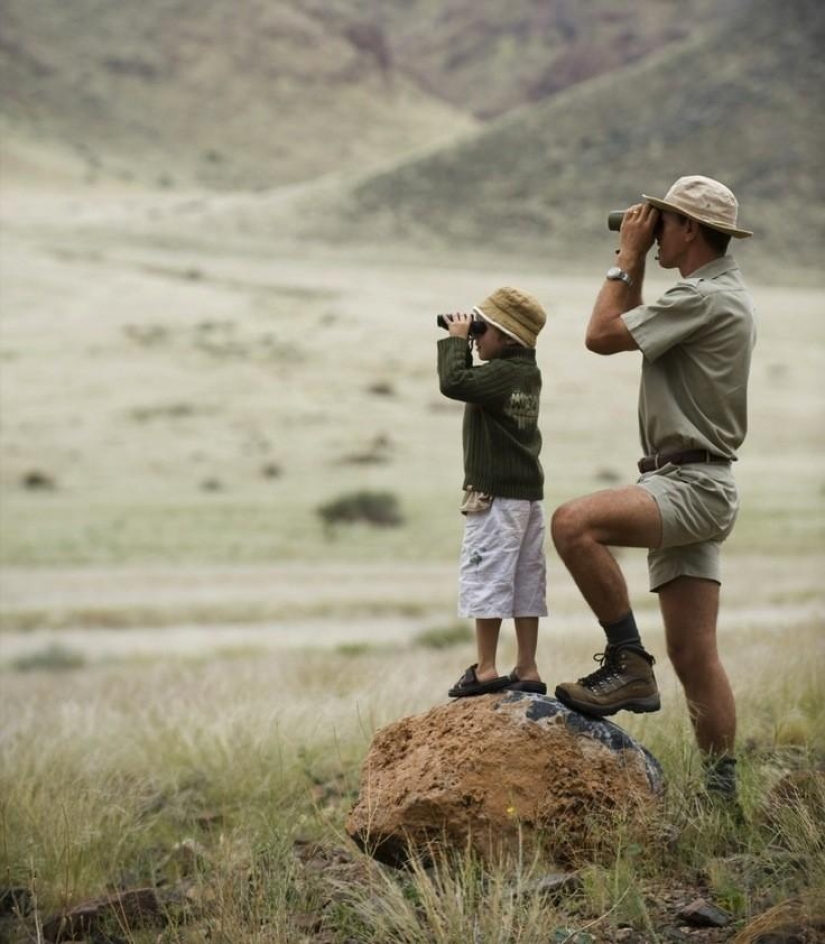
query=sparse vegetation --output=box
[11,644,85,672]
[20,470,56,491]
[0,629,822,943]
[413,622,474,650]
[317,490,404,529]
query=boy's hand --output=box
[444,312,472,339]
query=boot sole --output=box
[555,690,661,717]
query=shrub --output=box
[12,645,86,672]
[413,623,474,650]
[317,491,403,529]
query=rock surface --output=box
[41,887,164,942]
[347,692,663,867]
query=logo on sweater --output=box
[507,390,540,430]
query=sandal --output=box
[448,664,511,698]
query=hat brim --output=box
[642,194,753,238]
[472,306,530,347]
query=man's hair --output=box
[698,224,732,256]
[673,213,732,256]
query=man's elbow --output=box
[585,330,615,355]
[585,326,636,355]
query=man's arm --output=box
[586,203,658,355]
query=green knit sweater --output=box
[437,337,543,500]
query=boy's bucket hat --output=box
[473,286,546,348]
[642,175,753,238]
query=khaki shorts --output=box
[637,462,739,592]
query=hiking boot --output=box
[699,756,746,822]
[705,756,738,799]
[555,645,660,716]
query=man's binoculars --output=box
[607,210,626,231]
[436,315,488,336]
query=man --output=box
[552,175,756,802]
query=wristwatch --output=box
[606,266,633,287]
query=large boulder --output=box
[347,692,663,867]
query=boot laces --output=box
[578,647,621,689]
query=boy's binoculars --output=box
[436,315,488,336]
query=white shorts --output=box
[459,498,548,619]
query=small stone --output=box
[512,871,583,903]
[0,887,31,916]
[42,887,164,942]
[677,897,731,927]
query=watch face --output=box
[606,267,631,284]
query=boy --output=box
[437,286,548,698]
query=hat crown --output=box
[665,175,739,227]
[475,286,546,348]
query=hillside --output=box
[292,0,824,273]
[0,0,475,189]
[1,0,737,190]
[300,0,731,120]
[1,0,821,274]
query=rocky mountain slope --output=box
[1,0,740,189]
[301,0,824,270]
[1,0,821,271]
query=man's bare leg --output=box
[551,486,662,620]
[659,576,735,756]
[552,486,663,715]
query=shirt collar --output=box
[688,254,739,281]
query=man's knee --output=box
[550,500,587,552]
[666,636,718,684]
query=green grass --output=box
[1,627,823,943]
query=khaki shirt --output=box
[621,255,756,459]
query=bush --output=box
[12,645,86,672]
[413,623,474,650]
[317,491,403,529]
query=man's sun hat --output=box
[473,286,546,349]
[642,175,753,238]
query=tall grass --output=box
[1,622,823,942]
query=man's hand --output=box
[585,203,654,356]
[444,312,472,339]
[618,203,659,264]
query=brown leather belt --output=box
[638,450,732,473]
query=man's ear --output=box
[683,217,699,243]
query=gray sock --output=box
[600,611,642,650]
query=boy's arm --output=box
[437,337,512,404]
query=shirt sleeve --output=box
[437,337,514,405]
[621,282,708,362]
